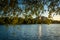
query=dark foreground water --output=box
[0,24,60,40]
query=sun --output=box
[53,15,60,21]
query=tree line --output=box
[0,16,52,24]
[0,0,60,24]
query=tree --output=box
[0,0,60,24]
[25,0,60,24]
[10,0,18,8]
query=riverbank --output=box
[0,17,60,25]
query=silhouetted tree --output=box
[0,0,60,24]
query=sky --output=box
[0,0,60,21]
[53,15,60,21]
[18,0,49,17]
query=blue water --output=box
[0,24,60,40]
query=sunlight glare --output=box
[53,15,60,21]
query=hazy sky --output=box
[0,0,60,21]
[17,0,49,17]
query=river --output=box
[0,24,60,40]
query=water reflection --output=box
[0,24,60,40]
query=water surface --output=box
[0,24,60,40]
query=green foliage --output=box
[18,18,24,24]
[12,17,18,25]
[0,17,5,24]
[0,0,60,24]
[45,19,52,24]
